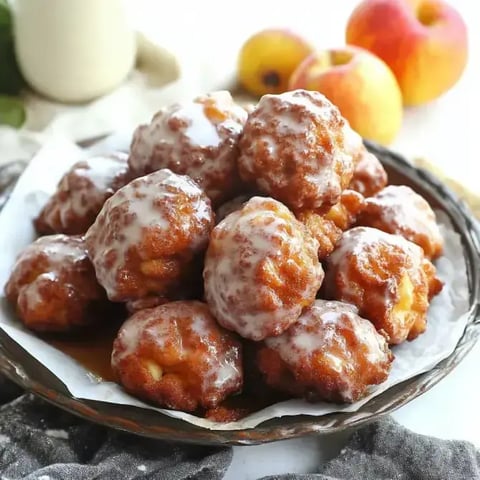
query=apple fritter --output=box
[324,227,443,344]
[357,185,444,259]
[257,299,393,403]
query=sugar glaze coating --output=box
[257,299,393,402]
[204,196,323,341]
[35,153,130,235]
[238,89,355,211]
[357,185,444,259]
[348,147,388,198]
[129,91,248,204]
[85,169,214,302]
[324,227,442,344]
[5,235,108,332]
[111,301,243,411]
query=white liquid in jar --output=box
[11,0,136,102]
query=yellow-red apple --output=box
[289,46,403,145]
[237,29,313,97]
[346,0,468,106]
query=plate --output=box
[0,141,479,445]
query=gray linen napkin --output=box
[0,376,231,479]
[1,374,480,480]
[261,419,480,480]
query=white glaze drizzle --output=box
[326,226,425,310]
[130,91,246,179]
[43,154,128,226]
[112,302,241,393]
[365,185,443,249]
[204,197,322,340]
[239,90,352,208]
[11,235,88,307]
[266,299,390,399]
[86,169,211,300]
[22,272,56,308]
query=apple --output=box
[346,0,468,106]
[237,28,313,97]
[289,46,403,145]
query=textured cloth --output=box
[261,419,480,480]
[0,376,231,480]
[1,375,480,479]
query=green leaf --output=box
[0,2,25,115]
[0,39,24,95]
[0,95,26,128]
[0,0,13,47]
[0,1,11,28]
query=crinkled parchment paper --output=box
[0,138,470,430]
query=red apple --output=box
[346,0,468,106]
[289,46,403,145]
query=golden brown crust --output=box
[324,227,442,344]
[238,90,355,211]
[204,405,251,423]
[35,153,130,235]
[423,258,444,299]
[349,147,388,198]
[204,197,323,341]
[357,185,444,259]
[296,190,365,260]
[85,169,215,302]
[257,300,393,403]
[4,235,109,332]
[111,301,243,411]
[325,189,366,230]
[128,91,247,205]
[296,210,342,260]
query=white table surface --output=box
[4,1,479,478]
[127,1,479,478]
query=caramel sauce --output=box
[38,320,284,421]
[40,322,282,421]
[40,322,120,382]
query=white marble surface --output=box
[2,1,479,478]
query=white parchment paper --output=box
[0,138,470,430]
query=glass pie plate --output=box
[0,141,479,445]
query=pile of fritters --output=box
[5,90,445,418]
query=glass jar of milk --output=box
[10,0,136,103]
